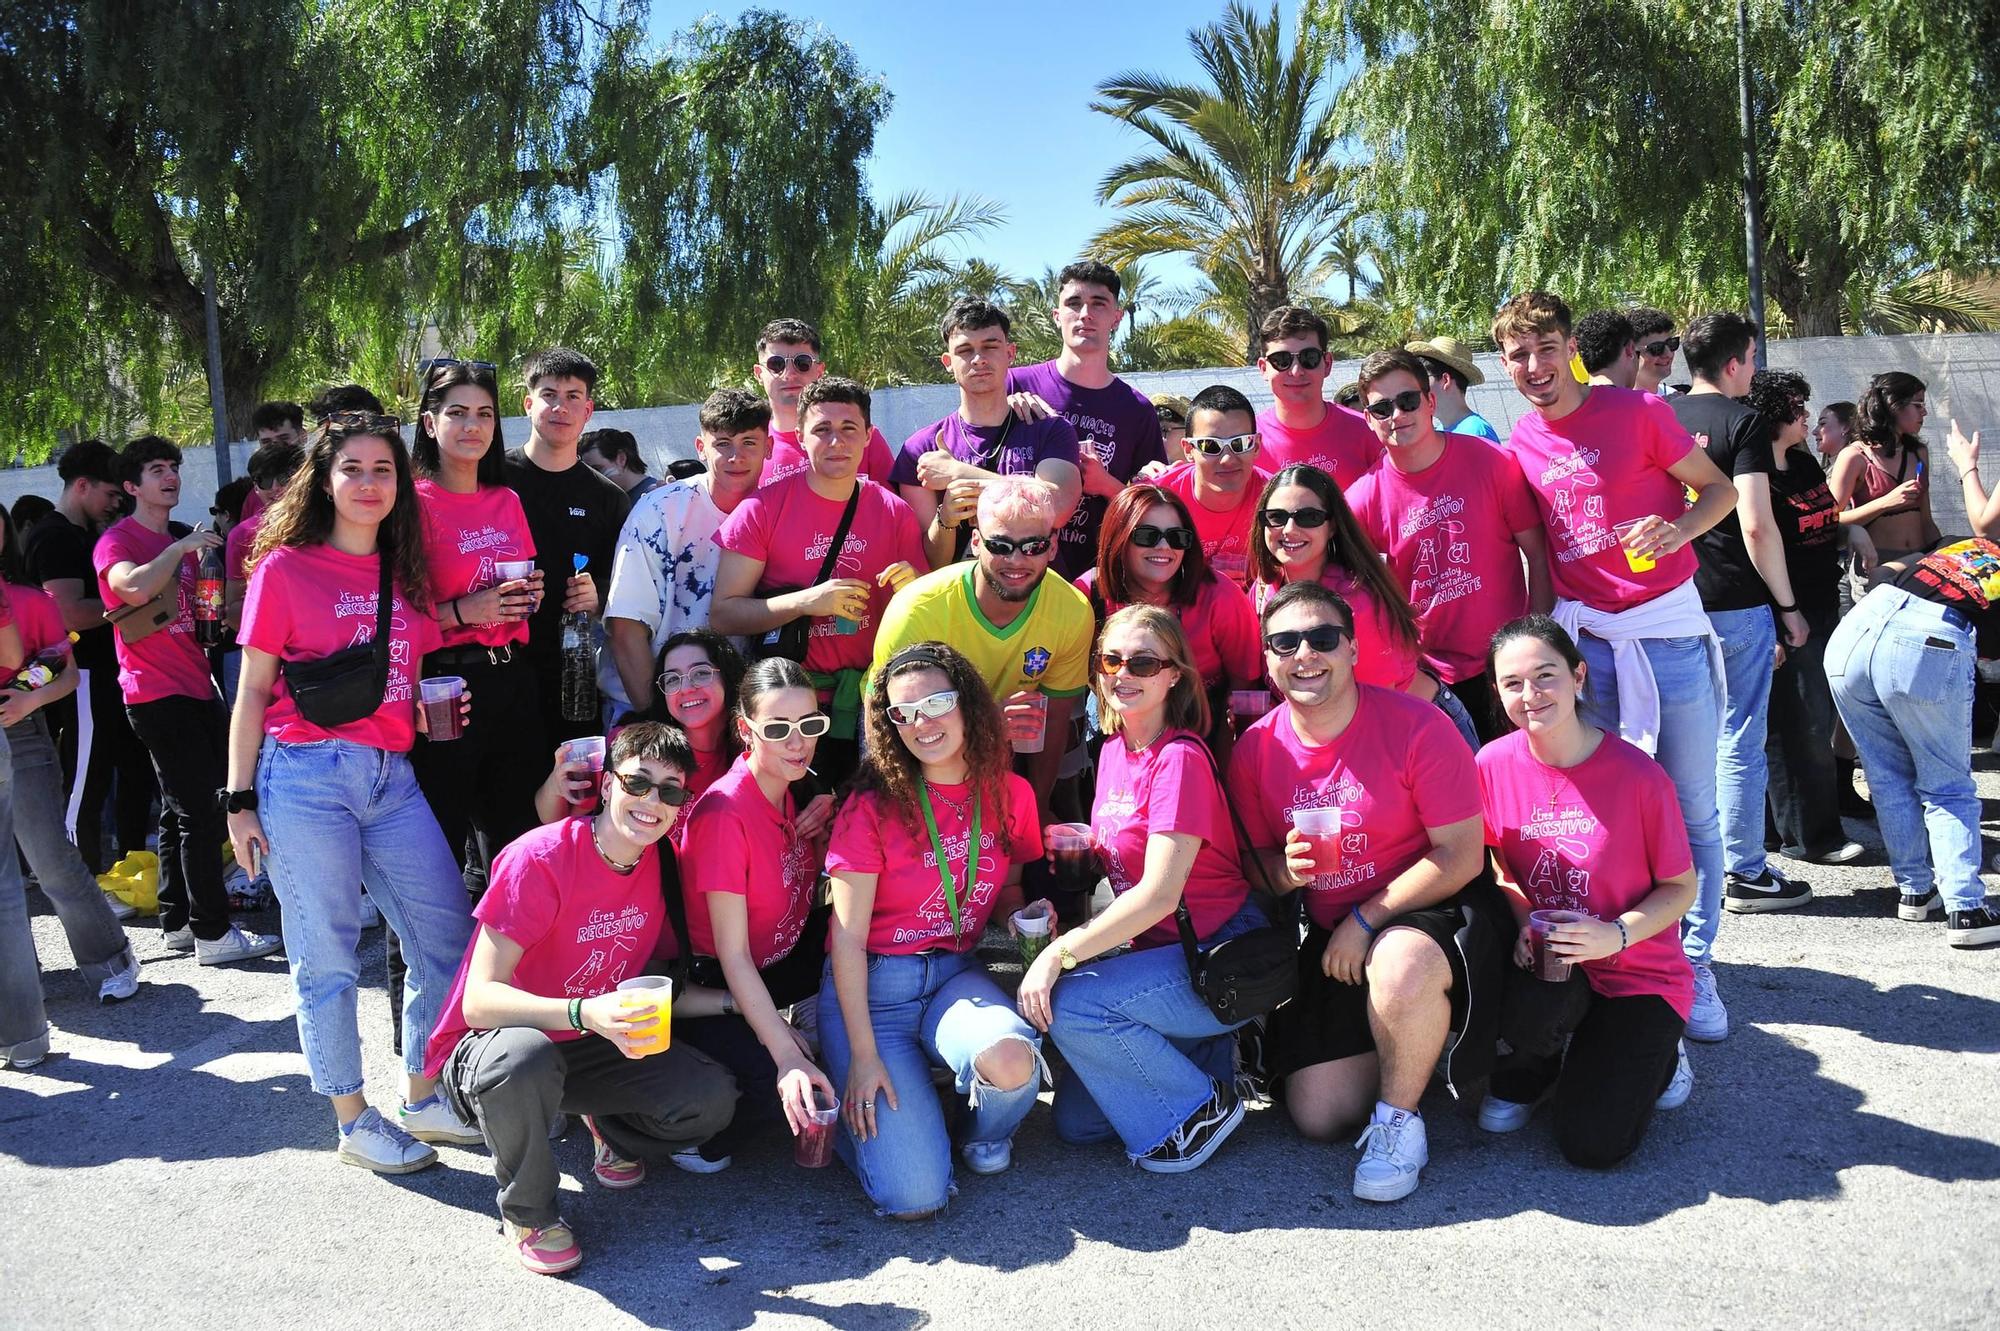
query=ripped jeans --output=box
[818,950,1043,1216]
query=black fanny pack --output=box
[280,554,392,728]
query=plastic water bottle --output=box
[560,553,597,723]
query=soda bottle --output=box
[10,635,77,692]
[194,539,225,647]
[560,553,597,722]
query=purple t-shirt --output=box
[891,412,1082,489]
[1006,360,1167,576]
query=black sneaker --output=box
[1945,905,2000,948]
[1723,869,1812,914]
[1898,888,1943,922]
[1135,1082,1245,1174]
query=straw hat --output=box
[1151,393,1193,424]
[1404,336,1485,387]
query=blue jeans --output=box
[1048,897,1264,1157]
[1576,633,1726,965]
[817,950,1042,1215]
[1709,606,1777,879]
[1826,588,1985,912]
[256,739,473,1096]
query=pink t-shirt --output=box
[417,478,537,649]
[1254,570,1420,691]
[681,756,818,969]
[1505,385,1700,612]
[421,816,665,1078]
[1477,730,1694,1018]
[761,426,897,490]
[4,582,66,662]
[715,474,928,676]
[239,543,443,752]
[226,513,262,584]
[1155,460,1272,587]
[667,741,735,854]
[1255,403,1382,489]
[826,774,1042,955]
[92,518,214,704]
[1347,435,1539,683]
[1229,688,1480,929]
[1091,730,1249,950]
[1076,569,1261,693]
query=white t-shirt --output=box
[599,474,739,711]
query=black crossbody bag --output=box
[1166,736,1300,1024]
[280,555,392,727]
[748,484,862,663]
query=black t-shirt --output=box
[1896,537,2000,656]
[1669,393,1775,611]
[22,511,114,672]
[501,447,631,662]
[1767,449,1843,618]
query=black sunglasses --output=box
[320,411,403,436]
[763,353,820,374]
[1257,506,1330,530]
[982,534,1054,558]
[1264,625,1352,657]
[1263,347,1326,372]
[1363,389,1427,420]
[609,769,690,806]
[1130,524,1195,550]
[420,356,498,378]
[1639,337,1681,358]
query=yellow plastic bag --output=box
[98,851,160,917]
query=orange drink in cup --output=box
[615,975,673,1055]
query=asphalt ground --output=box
[5,759,1998,1330]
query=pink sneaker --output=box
[583,1115,645,1189]
[509,1219,582,1275]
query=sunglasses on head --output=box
[1263,347,1326,372]
[420,356,497,378]
[609,769,690,806]
[657,665,719,693]
[1096,650,1172,678]
[751,714,831,743]
[1363,389,1427,419]
[885,689,959,727]
[1257,505,1330,530]
[1187,432,1260,457]
[982,533,1054,558]
[1640,337,1681,358]
[1264,624,1351,657]
[320,411,403,436]
[1130,524,1194,550]
[763,353,819,374]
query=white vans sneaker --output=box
[194,925,283,967]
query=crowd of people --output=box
[4,261,1996,1277]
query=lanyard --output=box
[916,783,981,944]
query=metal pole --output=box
[202,261,234,487]
[1737,0,1768,366]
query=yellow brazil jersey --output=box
[871,563,1095,699]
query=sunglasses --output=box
[885,689,959,727]
[751,714,831,743]
[1096,651,1172,678]
[1187,432,1260,457]
[609,769,691,806]
[1130,524,1195,550]
[763,353,820,374]
[1263,347,1326,372]
[1264,624,1352,656]
[981,533,1054,558]
[658,665,719,693]
[1363,389,1427,420]
[1639,337,1681,358]
[320,411,403,436]
[1257,506,1330,530]
[420,356,497,377]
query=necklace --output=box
[591,815,641,873]
[924,779,970,820]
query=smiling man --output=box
[751,318,896,488]
[1153,384,1272,587]
[1255,306,1380,487]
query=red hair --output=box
[1094,484,1211,610]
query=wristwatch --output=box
[1056,944,1078,971]
[216,788,258,815]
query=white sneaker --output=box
[1476,1094,1535,1134]
[97,949,141,1004]
[960,1139,1013,1176]
[103,892,138,921]
[161,927,195,953]
[1352,1108,1427,1202]
[396,1094,484,1146]
[1655,1041,1694,1110]
[1686,962,1729,1042]
[2,1030,50,1070]
[194,925,283,967]
[335,1106,437,1174]
[359,893,382,931]
[669,1147,732,1174]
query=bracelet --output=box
[449,598,464,627]
[1774,601,1798,614]
[1350,905,1379,938]
[567,996,585,1032]
[1614,919,1630,952]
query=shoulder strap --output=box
[813,484,864,586]
[1160,734,1277,966]
[373,552,393,664]
[657,838,694,982]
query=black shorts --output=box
[1264,876,1507,1091]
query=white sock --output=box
[1375,1100,1418,1125]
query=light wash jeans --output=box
[1048,897,1265,1157]
[1826,587,1986,913]
[256,739,473,1096]
[1708,606,1778,880]
[1575,633,1727,965]
[817,950,1042,1215]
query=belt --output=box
[426,642,518,669]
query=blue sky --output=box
[649,1,1229,289]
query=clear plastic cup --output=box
[559,736,607,812]
[615,975,673,1055]
[495,559,536,583]
[1291,806,1343,877]
[1612,519,1658,573]
[1012,904,1053,966]
[794,1090,840,1168]
[1529,909,1589,981]
[1011,691,1049,754]
[1229,690,1275,722]
[419,676,465,741]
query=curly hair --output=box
[854,642,1013,831]
[1857,371,1927,453]
[1248,464,1419,656]
[250,414,432,610]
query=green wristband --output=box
[567,996,585,1032]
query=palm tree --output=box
[823,192,1007,385]
[1088,1,1357,362]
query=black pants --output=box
[1442,673,1507,745]
[125,694,232,940]
[49,665,156,873]
[412,648,547,885]
[1766,601,1846,857]
[1490,966,1684,1169]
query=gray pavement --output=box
[5,761,2000,1330]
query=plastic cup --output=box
[495,559,536,583]
[794,1090,840,1168]
[1612,520,1657,573]
[1011,691,1049,754]
[1013,904,1053,966]
[1291,806,1343,877]
[615,975,673,1055]
[1045,822,1097,922]
[1229,690,1274,722]
[419,676,465,741]
[559,736,607,812]
[1529,909,1589,982]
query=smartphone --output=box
[248,840,263,879]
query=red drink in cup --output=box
[1291,806,1342,877]
[1011,691,1049,754]
[1044,822,1098,924]
[558,736,607,813]
[794,1091,839,1168]
[419,676,465,741]
[1529,909,1587,981]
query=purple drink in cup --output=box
[419,676,465,741]
[1529,909,1588,981]
[794,1090,839,1168]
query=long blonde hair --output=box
[1094,604,1210,738]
